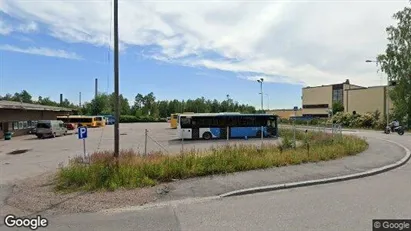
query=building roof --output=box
[345,85,388,91]
[0,100,75,112]
[302,79,365,89]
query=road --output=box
[1,130,409,231]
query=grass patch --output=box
[55,129,368,192]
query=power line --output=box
[97,0,114,151]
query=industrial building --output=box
[302,79,393,117]
[0,100,76,138]
[268,79,393,119]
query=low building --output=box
[266,109,302,119]
[344,85,393,115]
[301,79,392,117]
[0,100,76,138]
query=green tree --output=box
[37,96,58,106]
[377,5,411,127]
[87,93,110,115]
[332,101,344,115]
[11,90,32,103]
[0,93,13,100]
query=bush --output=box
[56,129,368,192]
[119,115,167,123]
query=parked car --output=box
[35,120,67,139]
[64,123,76,130]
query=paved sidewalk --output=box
[156,137,405,202]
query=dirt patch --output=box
[4,172,166,216]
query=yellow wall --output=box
[267,109,302,119]
[302,86,332,106]
[345,87,387,114]
[302,86,332,115]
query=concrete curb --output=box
[220,138,411,198]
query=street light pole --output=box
[257,78,264,112]
[365,59,389,126]
[113,0,120,158]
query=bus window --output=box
[180,117,192,128]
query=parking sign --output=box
[78,127,88,139]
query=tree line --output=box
[377,3,411,127]
[85,92,256,118]
[0,90,77,108]
[0,90,257,119]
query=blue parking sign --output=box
[78,127,88,139]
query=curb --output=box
[220,138,411,198]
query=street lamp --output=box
[257,78,264,112]
[365,59,390,126]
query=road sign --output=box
[293,106,298,111]
[78,127,88,139]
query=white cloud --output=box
[0,44,83,60]
[0,20,38,34]
[0,20,12,35]
[17,21,38,33]
[0,0,409,87]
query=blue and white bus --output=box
[177,113,278,140]
[99,115,115,125]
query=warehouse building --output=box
[267,79,394,119]
[0,100,76,138]
[301,79,393,117]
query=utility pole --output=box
[113,0,120,158]
[257,78,264,112]
[79,92,82,107]
[95,78,98,99]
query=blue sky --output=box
[0,1,407,109]
[0,11,303,109]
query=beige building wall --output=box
[345,87,387,114]
[302,86,332,106]
[302,85,332,116]
[267,109,302,119]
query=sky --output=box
[0,0,409,110]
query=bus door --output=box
[191,118,200,139]
[267,116,277,137]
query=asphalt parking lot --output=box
[0,122,279,184]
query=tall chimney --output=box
[95,78,98,99]
[60,94,63,105]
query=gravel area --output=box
[3,171,168,216]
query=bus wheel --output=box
[203,132,212,140]
[256,131,262,138]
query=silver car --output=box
[35,120,67,139]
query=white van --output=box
[36,120,67,139]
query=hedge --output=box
[280,110,390,130]
[119,115,167,123]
